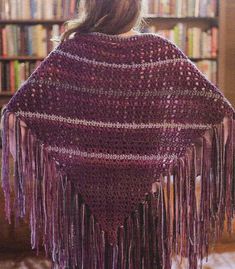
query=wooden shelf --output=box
[189,57,218,61]
[0,19,67,25]
[0,56,44,61]
[0,92,14,96]
[0,16,218,25]
[143,16,219,27]
[144,15,218,22]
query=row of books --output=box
[0,60,41,93]
[0,0,79,20]
[0,0,218,20]
[0,59,217,93]
[143,24,218,58]
[0,25,63,57]
[143,0,217,17]
[0,24,218,59]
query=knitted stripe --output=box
[28,77,224,100]
[55,49,187,69]
[15,111,212,130]
[46,144,178,161]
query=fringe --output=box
[1,109,235,269]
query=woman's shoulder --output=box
[48,30,188,68]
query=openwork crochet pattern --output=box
[1,31,235,269]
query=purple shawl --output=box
[1,31,235,269]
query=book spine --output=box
[20,62,25,84]
[153,0,159,14]
[169,0,176,16]
[2,62,7,91]
[14,25,18,55]
[0,27,3,56]
[43,26,47,56]
[187,28,193,57]
[6,61,10,91]
[0,0,3,19]
[14,60,19,89]
[182,0,188,17]
[4,0,9,19]
[57,0,62,19]
[174,23,180,47]
[211,27,218,58]
[195,0,200,17]
[199,0,206,17]
[27,26,32,55]
[9,60,15,93]
[20,26,24,55]
[70,0,76,17]
[177,0,182,17]
[2,27,7,56]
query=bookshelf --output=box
[0,56,44,60]
[0,19,66,25]
[0,0,234,108]
[144,15,218,22]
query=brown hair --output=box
[57,0,144,43]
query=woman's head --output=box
[59,0,144,42]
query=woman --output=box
[1,0,235,269]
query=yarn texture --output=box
[1,31,235,269]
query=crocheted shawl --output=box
[1,31,235,269]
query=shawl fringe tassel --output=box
[1,109,235,269]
